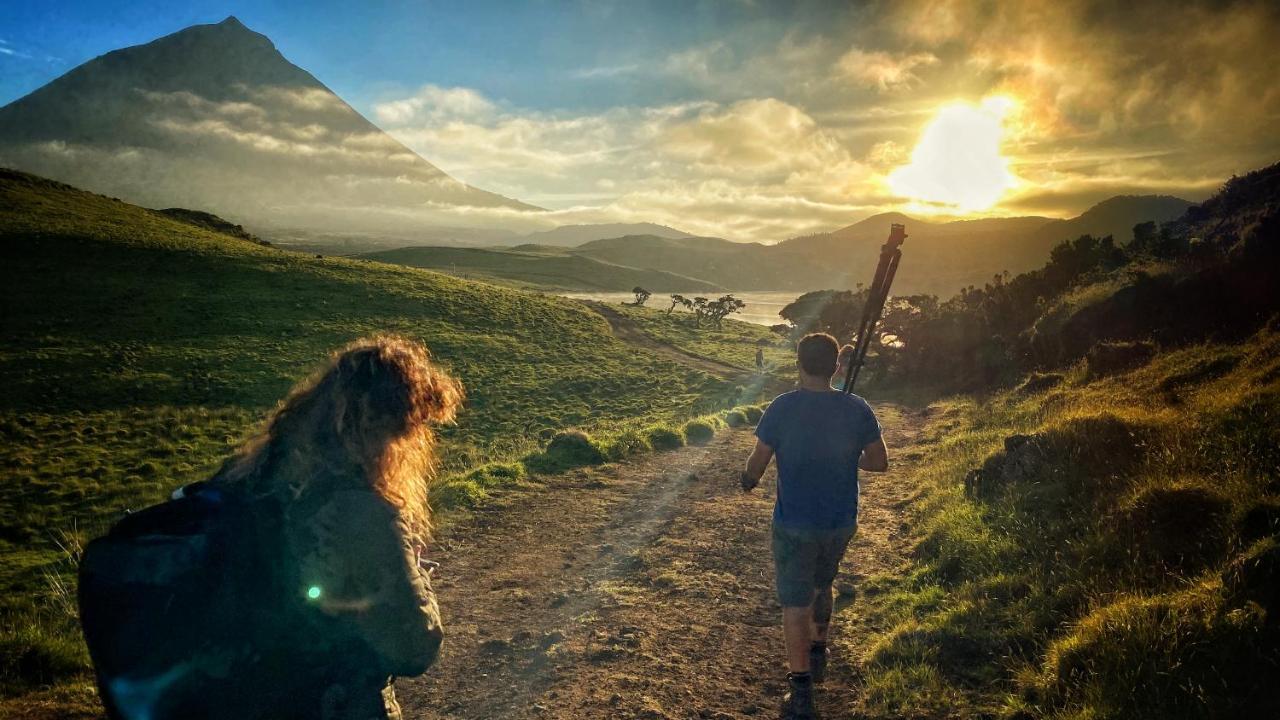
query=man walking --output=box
[740,333,888,719]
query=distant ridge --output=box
[0,16,537,234]
[519,223,695,247]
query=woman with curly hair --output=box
[85,335,464,720]
[201,334,463,718]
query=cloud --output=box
[371,82,888,241]
[571,64,640,79]
[373,85,497,125]
[836,48,939,91]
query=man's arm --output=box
[741,438,774,491]
[859,436,889,472]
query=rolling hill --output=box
[358,245,724,292]
[363,195,1196,298]
[0,17,536,236]
[562,196,1196,296]
[0,167,761,706]
[517,222,694,247]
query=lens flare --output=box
[887,96,1018,211]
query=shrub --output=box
[525,429,607,473]
[646,425,685,451]
[1112,485,1232,577]
[1085,340,1156,379]
[1239,500,1280,544]
[464,462,526,488]
[1036,586,1279,718]
[724,409,748,428]
[605,430,651,461]
[743,405,765,423]
[429,479,488,510]
[1157,355,1240,395]
[1222,536,1280,611]
[683,419,716,445]
[1016,372,1064,394]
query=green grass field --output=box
[850,328,1280,719]
[0,169,768,699]
[607,303,795,372]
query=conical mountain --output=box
[0,17,537,233]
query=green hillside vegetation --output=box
[357,244,723,293]
[853,328,1280,719]
[0,168,765,699]
[606,303,793,371]
[837,164,1280,718]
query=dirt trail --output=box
[398,405,927,719]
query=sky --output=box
[3,0,1279,241]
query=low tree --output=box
[631,286,651,306]
[690,296,709,327]
[705,294,746,329]
[667,294,686,315]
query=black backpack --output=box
[78,481,295,720]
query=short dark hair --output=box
[837,344,855,366]
[797,333,838,377]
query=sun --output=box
[887,96,1018,212]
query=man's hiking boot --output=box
[781,672,817,719]
[809,643,830,683]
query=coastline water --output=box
[559,291,798,326]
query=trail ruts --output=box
[398,403,927,719]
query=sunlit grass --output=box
[852,327,1280,718]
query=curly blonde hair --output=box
[219,335,464,541]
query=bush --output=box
[646,425,685,451]
[1016,372,1064,394]
[429,479,488,510]
[605,430,652,461]
[1085,341,1157,379]
[683,419,717,445]
[1036,586,1280,718]
[724,409,748,428]
[1223,536,1280,611]
[464,462,526,488]
[743,405,765,423]
[525,429,607,473]
[1112,485,1232,577]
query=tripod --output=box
[842,223,907,394]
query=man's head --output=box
[835,344,855,374]
[797,333,838,380]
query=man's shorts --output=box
[771,522,857,607]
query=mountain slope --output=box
[358,245,724,292]
[555,197,1195,296]
[519,223,694,247]
[0,17,536,234]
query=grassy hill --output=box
[0,168,764,703]
[357,245,724,293]
[832,164,1280,718]
[854,328,1280,719]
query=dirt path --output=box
[583,301,747,380]
[397,404,927,719]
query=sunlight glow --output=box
[887,96,1018,212]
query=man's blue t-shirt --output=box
[755,389,882,530]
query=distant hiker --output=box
[830,344,855,391]
[756,346,765,372]
[739,332,888,720]
[79,335,464,720]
